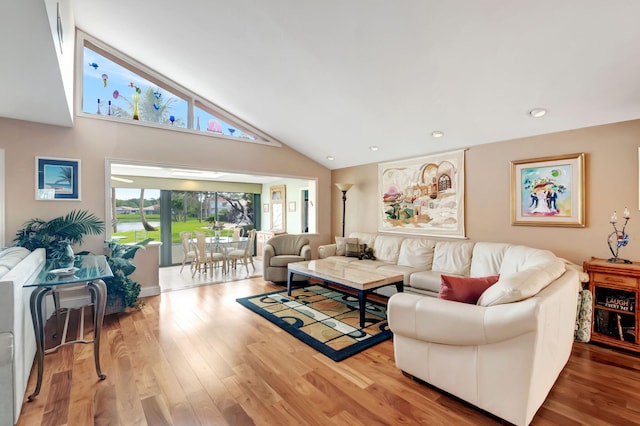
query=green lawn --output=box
[112,216,235,244]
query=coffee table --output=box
[287,259,403,327]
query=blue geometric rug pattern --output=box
[236,285,391,361]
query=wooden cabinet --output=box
[584,257,640,352]
[256,230,285,259]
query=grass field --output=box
[112,215,236,244]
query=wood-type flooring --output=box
[16,276,640,425]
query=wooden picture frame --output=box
[35,157,81,201]
[511,153,585,227]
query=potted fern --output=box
[13,210,105,265]
[104,238,153,313]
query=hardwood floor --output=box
[17,277,640,425]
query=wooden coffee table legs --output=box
[287,269,403,328]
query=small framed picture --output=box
[288,201,296,212]
[511,153,585,227]
[35,157,81,200]
[263,203,269,213]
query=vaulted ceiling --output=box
[4,1,640,170]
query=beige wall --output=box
[0,116,331,255]
[332,119,640,265]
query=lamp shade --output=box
[335,183,353,192]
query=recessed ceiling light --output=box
[326,156,335,161]
[369,146,379,151]
[431,131,444,138]
[529,108,547,118]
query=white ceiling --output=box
[5,1,640,170]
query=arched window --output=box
[438,174,451,191]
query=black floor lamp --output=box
[335,183,353,237]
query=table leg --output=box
[86,279,107,380]
[27,286,51,401]
[395,281,404,292]
[287,270,293,295]
[358,290,366,328]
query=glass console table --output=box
[24,255,113,401]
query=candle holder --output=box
[608,208,631,264]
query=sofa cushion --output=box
[469,242,511,277]
[335,237,357,256]
[397,238,436,269]
[270,255,307,267]
[439,274,500,304]
[478,257,566,306]
[378,264,423,285]
[432,241,475,275]
[373,235,405,263]
[410,270,463,294]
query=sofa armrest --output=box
[301,245,312,261]
[318,243,337,259]
[263,244,276,276]
[388,292,538,346]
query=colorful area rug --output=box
[236,285,391,361]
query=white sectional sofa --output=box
[0,248,46,426]
[318,232,580,425]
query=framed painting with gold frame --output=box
[511,153,585,227]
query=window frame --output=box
[75,30,281,147]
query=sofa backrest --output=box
[397,238,437,269]
[470,242,512,277]
[348,232,377,249]
[373,235,405,263]
[432,241,475,276]
[268,234,309,256]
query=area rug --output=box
[236,285,391,361]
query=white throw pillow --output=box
[477,258,566,306]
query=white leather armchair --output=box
[262,234,311,282]
[388,268,579,426]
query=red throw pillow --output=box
[439,275,500,304]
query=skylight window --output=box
[77,32,278,146]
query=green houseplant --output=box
[13,210,105,264]
[104,238,153,312]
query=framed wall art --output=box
[511,153,585,227]
[378,149,465,238]
[35,157,81,201]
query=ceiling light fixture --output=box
[529,108,547,118]
[369,146,379,151]
[327,156,335,161]
[431,131,444,138]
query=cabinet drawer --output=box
[593,272,638,288]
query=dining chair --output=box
[227,229,256,273]
[193,232,226,277]
[179,231,197,273]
